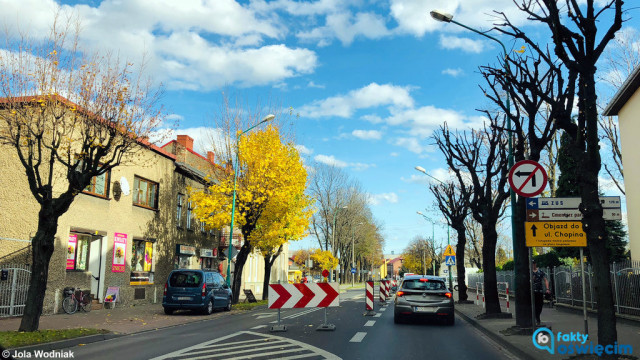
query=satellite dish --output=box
[120,177,130,196]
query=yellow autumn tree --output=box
[190,124,311,302]
[311,249,339,282]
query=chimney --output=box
[176,135,194,151]
[207,151,215,164]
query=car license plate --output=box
[177,297,191,301]
[416,306,435,312]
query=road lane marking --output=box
[364,320,375,327]
[149,331,341,360]
[380,307,387,311]
[374,313,381,318]
[250,324,267,329]
[349,332,367,343]
[269,308,321,323]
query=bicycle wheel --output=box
[62,296,77,314]
[80,294,93,312]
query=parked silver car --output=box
[394,275,454,325]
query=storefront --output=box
[200,248,217,270]
[130,237,155,285]
[175,244,197,269]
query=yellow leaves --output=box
[311,249,338,270]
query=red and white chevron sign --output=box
[268,283,340,309]
[365,281,374,311]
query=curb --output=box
[455,308,536,360]
[15,333,123,353]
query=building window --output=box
[187,201,193,230]
[201,220,206,234]
[131,239,154,285]
[66,234,90,271]
[83,170,110,197]
[177,194,184,227]
[133,176,158,209]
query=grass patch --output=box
[0,328,108,348]
[233,300,268,311]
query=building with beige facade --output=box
[603,66,640,261]
[0,97,288,315]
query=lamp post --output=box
[429,9,517,292]
[226,114,275,286]
[331,206,348,283]
[415,166,453,290]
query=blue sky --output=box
[2,0,636,255]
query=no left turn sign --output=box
[508,160,548,198]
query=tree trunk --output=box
[19,206,59,332]
[261,245,283,300]
[514,195,533,327]
[231,241,251,304]
[454,226,468,301]
[482,224,501,314]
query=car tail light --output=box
[202,283,206,297]
[445,292,452,298]
[419,278,429,282]
[396,291,405,297]
[164,283,167,296]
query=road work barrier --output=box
[268,283,339,332]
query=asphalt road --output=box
[58,289,516,359]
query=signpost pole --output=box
[580,248,589,335]
[529,248,536,328]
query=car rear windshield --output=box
[169,271,203,287]
[402,279,446,291]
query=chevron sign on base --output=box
[268,283,340,309]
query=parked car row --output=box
[162,269,233,315]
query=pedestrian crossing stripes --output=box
[149,331,341,360]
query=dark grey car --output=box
[393,275,454,325]
[163,269,232,315]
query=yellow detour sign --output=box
[525,221,587,247]
[443,245,456,257]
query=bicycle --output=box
[62,287,92,314]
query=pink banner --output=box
[112,233,127,273]
[66,234,77,270]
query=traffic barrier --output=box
[384,280,390,295]
[268,283,340,332]
[379,281,387,303]
[365,281,374,314]
[497,281,510,313]
[475,282,485,308]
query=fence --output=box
[467,259,640,316]
[0,264,31,317]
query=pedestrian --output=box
[532,259,550,325]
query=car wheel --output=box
[205,299,214,315]
[164,307,173,315]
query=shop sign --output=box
[177,244,196,255]
[67,234,77,270]
[200,249,215,258]
[112,233,127,273]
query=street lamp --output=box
[331,206,348,283]
[226,114,275,286]
[430,9,517,292]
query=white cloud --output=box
[439,35,484,53]
[390,152,399,157]
[299,82,414,118]
[352,129,382,140]
[394,137,426,154]
[295,144,314,155]
[314,154,348,168]
[368,192,399,206]
[297,11,391,46]
[442,68,464,77]
[307,81,325,88]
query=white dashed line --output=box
[349,332,367,343]
[251,325,267,329]
[364,320,376,327]
[374,313,382,318]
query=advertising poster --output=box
[144,241,153,272]
[112,233,127,272]
[66,234,77,270]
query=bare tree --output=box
[499,0,625,348]
[433,120,510,316]
[0,16,165,331]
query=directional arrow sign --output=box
[526,208,622,221]
[526,196,621,210]
[508,160,548,198]
[268,283,339,309]
[525,221,587,247]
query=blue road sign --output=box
[351,268,356,274]
[445,256,456,266]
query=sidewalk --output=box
[455,293,639,359]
